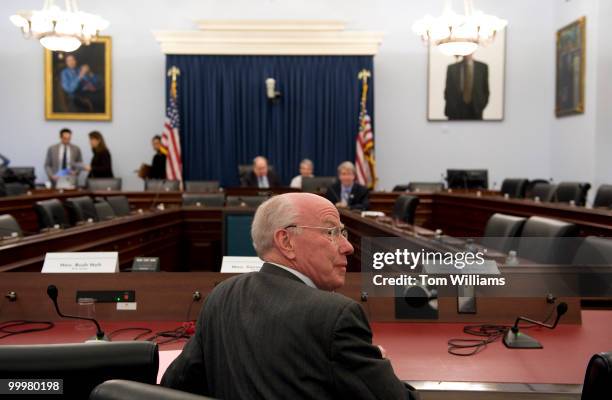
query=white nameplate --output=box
[220,256,264,273]
[42,252,119,273]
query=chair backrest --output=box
[573,236,612,266]
[500,178,528,199]
[525,179,550,198]
[554,182,591,206]
[391,195,420,224]
[0,214,23,238]
[226,195,268,208]
[517,216,578,264]
[145,180,180,192]
[106,196,131,216]
[88,178,122,191]
[407,182,445,192]
[581,351,612,400]
[301,176,336,193]
[95,201,116,221]
[182,193,225,207]
[90,379,217,400]
[65,196,98,223]
[392,184,410,192]
[529,182,557,202]
[35,199,69,229]
[0,342,158,399]
[593,184,612,208]
[481,213,526,252]
[4,182,28,196]
[184,180,220,193]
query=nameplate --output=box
[220,256,264,273]
[42,252,119,273]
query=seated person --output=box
[325,161,370,210]
[242,156,281,188]
[161,193,417,400]
[290,158,314,189]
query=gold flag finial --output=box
[167,66,181,98]
[358,69,371,109]
[358,69,371,85]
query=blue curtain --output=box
[166,55,374,186]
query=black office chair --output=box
[572,237,612,298]
[182,193,225,207]
[554,182,591,206]
[0,342,158,399]
[517,216,578,264]
[391,195,420,225]
[184,180,220,193]
[301,177,336,193]
[481,213,526,253]
[525,179,550,198]
[0,214,23,238]
[391,184,410,192]
[90,380,217,400]
[145,180,181,192]
[573,236,612,266]
[0,177,5,197]
[500,178,528,199]
[35,198,69,229]
[407,182,445,192]
[529,182,557,202]
[65,196,99,224]
[593,185,612,208]
[88,178,123,191]
[226,195,268,207]
[106,196,131,216]
[581,351,612,400]
[4,182,28,196]
[95,201,116,221]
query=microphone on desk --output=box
[503,302,568,349]
[46,285,109,342]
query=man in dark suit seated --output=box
[325,161,370,210]
[242,156,281,188]
[162,193,417,400]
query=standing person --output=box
[289,158,314,189]
[325,161,369,210]
[243,156,281,188]
[85,131,113,178]
[149,135,167,180]
[44,128,83,186]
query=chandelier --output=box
[10,0,109,53]
[412,0,507,57]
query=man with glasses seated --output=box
[162,192,417,400]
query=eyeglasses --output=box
[284,224,349,241]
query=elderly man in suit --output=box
[44,128,83,186]
[444,54,490,120]
[325,161,370,210]
[242,155,282,188]
[162,192,417,400]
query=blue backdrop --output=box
[166,55,374,186]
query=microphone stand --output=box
[503,303,568,349]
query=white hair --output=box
[337,161,356,174]
[300,158,314,169]
[251,195,299,257]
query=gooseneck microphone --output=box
[47,285,109,341]
[503,302,568,349]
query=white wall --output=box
[0,0,607,192]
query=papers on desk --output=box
[220,256,264,273]
[42,252,119,273]
[361,211,385,218]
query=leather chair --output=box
[35,198,69,229]
[88,178,123,191]
[185,180,220,193]
[529,182,557,202]
[106,196,131,216]
[391,184,410,192]
[0,214,23,238]
[572,237,612,298]
[593,185,612,208]
[302,177,336,193]
[407,182,445,192]
[500,178,528,199]
[581,351,612,400]
[5,182,28,196]
[145,180,181,192]
[90,380,217,400]
[0,177,5,197]
[481,213,526,253]
[573,236,612,266]
[65,196,99,224]
[391,195,420,225]
[517,216,578,264]
[554,182,591,206]
[525,179,550,198]
[95,201,116,221]
[182,193,225,207]
[226,195,268,208]
[0,342,158,399]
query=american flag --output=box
[355,70,376,189]
[162,68,183,182]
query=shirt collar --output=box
[267,262,317,289]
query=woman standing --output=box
[86,131,113,178]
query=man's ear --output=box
[273,229,296,259]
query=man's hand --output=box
[336,201,348,209]
[51,175,59,181]
[80,64,90,76]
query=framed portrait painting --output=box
[427,28,506,121]
[556,17,585,117]
[44,36,112,121]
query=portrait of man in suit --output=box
[444,54,489,120]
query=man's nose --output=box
[339,235,354,255]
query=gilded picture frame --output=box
[44,36,112,121]
[555,17,585,117]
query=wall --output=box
[0,0,604,192]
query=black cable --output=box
[107,327,153,341]
[0,320,55,340]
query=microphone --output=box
[503,302,568,349]
[47,285,109,341]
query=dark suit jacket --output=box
[162,263,415,400]
[444,60,489,120]
[88,149,113,178]
[242,170,282,188]
[150,152,166,180]
[325,182,370,210]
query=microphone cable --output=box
[0,320,55,340]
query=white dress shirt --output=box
[268,262,317,289]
